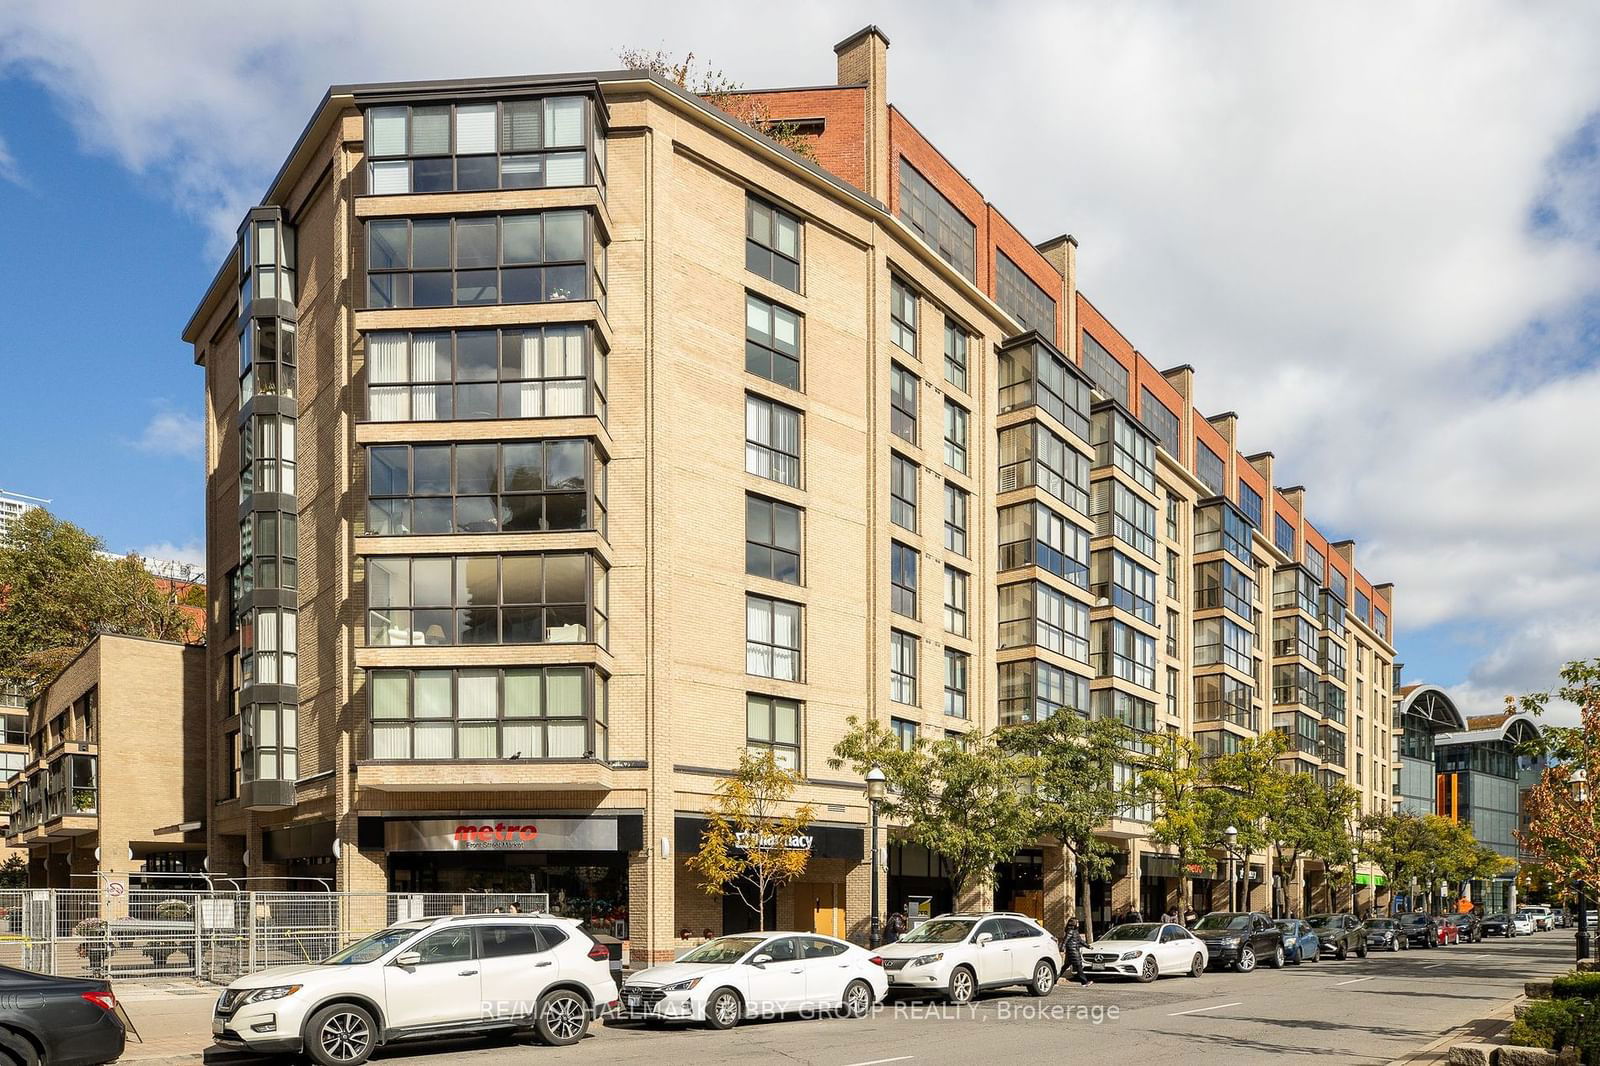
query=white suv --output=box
[875,913,1061,1003]
[213,914,617,1065]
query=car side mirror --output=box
[975,933,993,946]
[749,954,772,967]
[394,951,421,968]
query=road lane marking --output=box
[1335,977,1374,985]
[843,1058,915,1066]
[1168,1001,1243,1017]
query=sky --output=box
[0,1,1596,724]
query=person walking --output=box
[1063,914,1092,987]
[886,910,908,944]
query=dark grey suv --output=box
[1306,913,1368,960]
[1190,912,1285,972]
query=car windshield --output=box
[1400,914,1427,924]
[1194,914,1249,931]
[1308,915,1340,929]
[1487,914,1508,922]
[677,937,765,964]
[322,926,419,965]
[1368,920,1396,930]
[1104,923,1162,942]
[1273,920,1300,932]
[898,919,974,944]
[1449,916,1470,925]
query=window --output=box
[746,292,802,389]
[0,714,25,745]
[1329,565,1348,604]
[1196,442,1225,497]
[746,496,801,584]
[365,553,606,648]
[1094,407,1156,491]
[241,606,297,686]
[1081,332,1129,406]
[480,926,542,959]
[1166,549,1180,601]
[1166,493,1181,541]
[995,251,1056,335]
[1166,608,1179,657]
[1305,543,1326,583]
[998,501,1090,588]
[898,158,977,281]
[998,660,1090,724]
[1092,549,1157,623]
[944,319,969,392]
[366,325,605,422]
[999,422,1091,516]
[891,541,919,618]
[239,412,296,500]
[1094,620,1156,690]
[1195,616,1254,673]
[891,631,918,705]
[1166,666,1179,719]
[944,566,968,636]
[943,401,968,473]
[1273,663,1319,709]
[1095,689,1156,751]
[998,338,1092,441]
[1273,614,1319,663]
[1195,674,1256,729]
[891,717,918,751]
[1139,387,1181,458]
[745,394,801,487]
[1374,607,1389,642]
[367,210,601,309]
[1273,567,1319,615]
[890,276,918,354]
[944,485,969,557]
[1096,480,1157,559]
[1196,503,1252,565]
[1238,482,1264,530]
[747,694,800,769]
[367,665,607,761]
[747,596,801,681]
[240,509,298,592]
[238,317,298,405]
[366,440,604,536]
[999,581,1090,663]
[746,196,801,290]
[944,650,968,719]
[1354,589,1371,625]
[890,454,919,531]
[1274,514,1296,557]
[890,363,918,442]
[1194,558,1257,622]
[366,96,602,196]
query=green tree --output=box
[1266,770,1332,916]
[1206,731,1290,912]
[1361,809,1433,913]
[998,711,1131,940]
[832,718,1036,905]
[1515,658,1600,908]
[617,48,817,160]
[686,749,816,931]
[0,854,27,888]
[1301,778,1360,913]
[1136,732,1212,914]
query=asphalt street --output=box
[207,929,1578,1066]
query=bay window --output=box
[366,210,602,309]
[998,659,1090,725]
[366,439,604,536]
[999,580,1090,663]
[998,500,1091,588]
[999,422,1091,516]
[366,325,605,422]
[365,552,606,648]
[367,665,607,761]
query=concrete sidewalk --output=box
[113,980,229,1064]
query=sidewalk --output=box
[113,980,229,1064]
[1383,996,1518,1066]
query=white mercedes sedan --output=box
[1079,922,1210,982]
[617,932,887,1029]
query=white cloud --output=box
[3,1,1598,709]
[0,130,20,185]
[134,409,203,457]
[130,540,207,575]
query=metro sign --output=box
[453,822,540,848]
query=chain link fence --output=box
[0,889,550,983]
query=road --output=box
[203,930,1578,1066]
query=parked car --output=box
[1435,919,1461,945]
[875,913,1058,1002]
[1446,913,1482,943]
[1365,918,1407,952]
[1078,923,1208,981]
[1510,912,1537,936]
[1398,913,1443,948]
[1306,914,1368,960]
[1481,913,1518,938]
[1189,912,1285,972]
[0,965,125,1066]
[214,914,618,1065]
[1523,906,1555,931]
[1553,911,1569,929]
[1273,919,1320,964]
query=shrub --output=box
[1554,972,1600,1001]
[155,898,193,921]
[1509,996,1600,1066]
[72,917,108,938]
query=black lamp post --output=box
[867,766,886,949]
[1573,773,1591,962]
[1224,826,1239,912]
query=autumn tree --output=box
[1206,731,1290,912]
[1515,658,1600,911]
[687,749,816,931]
[617,48,817,160]
[1136,732,1212,914]
[1301,778,1360,912]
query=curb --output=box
[1383,997,1520,1066]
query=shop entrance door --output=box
[793,882,844,937]
[1009,891,1044,921]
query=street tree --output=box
[1266,770,1334,916]
[1360,809,1432,913]
[1135,732,1212,914]
[687,748,816,932]
[1514,658,1600,909]
[1301,778,1360,912]
[1206,731,1290,912]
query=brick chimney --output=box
[835,25,891,203]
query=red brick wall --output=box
[727,86,868,192]
[1077,293,1137,379]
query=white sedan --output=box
[1079,922,1210,982]
[618,932,887,1029]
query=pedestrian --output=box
[886,910,908,943]
[1062,914,1092,987]
[1184,906,1197,927]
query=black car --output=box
[1307,913,1368,960]
[1366,918,1407,952]
[1447,913,1483,943]
[1481,913,1518,938]
[1398,912,1442,948]
[0,965,125,1066]
[1190,912,1285,972]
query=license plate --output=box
[625,996,640,1009]
[212,1019,224,1036]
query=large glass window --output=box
[890,363,918,443]
[999,422,1091,516]
[240,510,298,592]
[1094,620,1156,690]
[1320,590,1347,639]
[1195,674,1257,730]
[366,553,606,648]
[944,318,969,392]
[367,665,607,761]
[1094,407,1156,491]
[943,400,968,474]
[998,501,1091,588]
[1097,480,1156,559]
[1354,588,1371,625]
[366,325,605,422]
[366,96,603,196]
[1092,549,1156,623]
[1304,542,1326,583]
[1194,616,1254,674]
[944,566,968,637]
[1196,442,1226,496]
[1273,567,1319,615]
[239,413,297,501]
[998,339,1091,441]
[241,606,297,686]
[944,484,969,557]
[1138,386,1180,458]
[898,158,977,281]
[746,495,801,584]
[1238,482,1264,530]
[241,705,296,784]
[746,196,801,291]
[238,317,298,405]
[746,393,801,487]
[1328,565,1349,604]
[999,581,1090,663]
[1373,606,1388,642]
[747,595,801,681]
[746,292,802,389]
[1274,514,1296,557]
[890,276,918,355]
[1273,614,1319,662]
[747,695,800,769]
[1081,332,1129,407]
[891,541,918,618]
[998,660,1090,724]
[890,454,918,531]
[891,631,918,705]
[1273,663,1319,709]
[996,251,1056,335]
[367,210,601,309]
[1194,558,1257,622]
[1195,503,1252,565]
[944,650,968,719]
[366,440,603,536]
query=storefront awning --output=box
[674,816,864,861]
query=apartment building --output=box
[0,490,43,544]
[3,635,207,887]
[181,25,1400,960]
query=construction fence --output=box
[0,888,553,983]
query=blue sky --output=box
[1,1,1596,723]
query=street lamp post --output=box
[866,767,886,949]
[1224,826,1239,912]
[1352,847,1361,917]
[1572,773,1591,962]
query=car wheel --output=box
[1138,956,1158,983]
[1269,945,1285,969]
[0,1031,39,1066]
[1336,942,1347,961]
[947,965,977,1004]
[1235,947,1256,973]
[705,988,743,1030]
[1189,953,1205,978]
[304,1003,376,1066]
[1389,938,1400,952]
[1356,941,1367,959]
[535,989,590,1047]
[1028,959,1056,997]
[841,979,873,1018]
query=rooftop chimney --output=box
[835,26,890,203]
